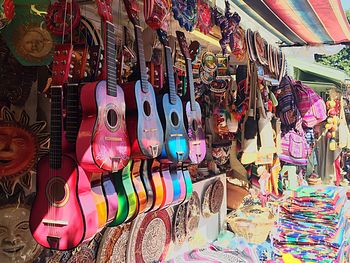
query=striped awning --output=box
[230,0,350,46]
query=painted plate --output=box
[209,180,224,214]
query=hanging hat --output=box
[245,28,256,62]
[254,31,268,66]
[230,25,248,65]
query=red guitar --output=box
[30,44,98,250]
[76,0,130,173]
[122,0,164,159]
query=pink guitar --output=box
[76,0,130,173]
[30,44,98,250]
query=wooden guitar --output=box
[159,165,174,208]
[90,173,108,230]
[182,167,193,201]
[140,160,155,212]
[130,160,147,218]
[76,0,130,173]
[176,31,206,164]
[146,159,165,211]
[30,44,98,250]
[157,29,189,164]
[122,0,164,159]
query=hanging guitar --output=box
[76,0,130,173]
[146,159,166,211]
[30,44,99,250]
[176,31,206,164]
[122,0,164,159]
[156,29,189,164]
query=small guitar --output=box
[140,160,155,212]
[76,0,130,173]
[90,173,108,230]
[182,167,193,201]
[147,159,165,211]
[30,44,98,250]
[157,29,189,164]
[159,165,174,208]
[176,31,206,164]
[121,161,138,222]
[130,160,147,217]
[169,164,185,205]
[101,173,118,224]
[122,0,164,159]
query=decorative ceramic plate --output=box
[186,191,200,235]
[127,209,171,263]
[202,183,213,218]
[209,180,224,214]
[173,202,188,245]
[97,224,131,263]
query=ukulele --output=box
[157,29,189,164]
[90,173,108,230]
[176,31,206,164]
[109,170,128,226]
[122,0,164,159]
[147,159,165,211]
[130,160,147,218]
[182,166,193,201]
[76,0,130,173]
[169,164,185,205]
[121,161,138,222]
[30,44,98,250]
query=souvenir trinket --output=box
[172,0,198,31]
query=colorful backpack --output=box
[279,130,308,166]
[276,76,301,129]
[293,80,327,128]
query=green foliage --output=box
[315,10,350,76]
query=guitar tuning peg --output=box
[100,54,104,60]
[70,64,74,69]
[86,62,90,66]
[84,72,88,77]
[71,53,76,58]
[99,62,102,68]
[87,54,90,60]
[68,74,73,79]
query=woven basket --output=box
[227,206,275,244]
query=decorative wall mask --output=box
[172,0,198,31]
[196,0,212,35]
[213,0,240,55]
[0,203,42,263]
[0,107,49,195]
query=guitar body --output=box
[109,171,128,226]
[140,160,154,212]
[121,161,138,222]
[131,160,147,217]
[159,167,174,208]
[185,101,206,164]
[182,168,193,201]
[158,94,189,163]
[147,160,164,211]
[123,80,164,159]
[90,174,108,231]
[169,165,182,205]
[30,154,98,250]
[76,80,130,172]
[102,174,118,223]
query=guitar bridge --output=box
[143,128,158,132]
[42,219,68,226]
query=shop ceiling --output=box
[228,0,350,46]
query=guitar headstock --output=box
[70,44,88,82]
[156,29,169,47]
[86,45,103,81]
[96,0,113,22]
[176,31,190,60]
[52,44,73,86]
[122,0,140,26]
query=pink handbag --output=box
[278,130,308,165]
[293,80,327,128]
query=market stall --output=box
[1,0,350,262]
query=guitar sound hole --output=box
[46,177,69,207]
[192,119,198,132]
[143,101,151,116]
[171,112,179,126]
[107,109,118,128]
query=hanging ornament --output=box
[213,0,240,55]
[45,0,81,36]
[196,0,212,35]
[144,0,171,30]
[0,0,14,30]
[172,0,198,31]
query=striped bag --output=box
[293,80,327,128]
[278,130,308,165]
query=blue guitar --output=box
[157,29,189,164]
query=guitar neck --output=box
[185,58,196,111]
[164,46,176,105]
[65,83,79,143]
[50,86,63,169]
[134,25,149,93]
[105,21,118,97]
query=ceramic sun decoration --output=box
[213,0,240,54]
[0,202,42,263]
[0,107,49,195]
